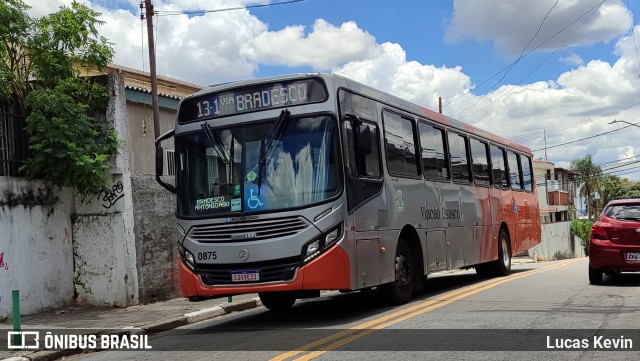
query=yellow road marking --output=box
[271,258,583,361]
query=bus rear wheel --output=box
[476,229,511,277]
[259,292,296,311]
[380,238,414,305]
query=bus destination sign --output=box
[178,78,328,123]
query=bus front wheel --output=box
[380,238,414,305]
[259,292,296,311]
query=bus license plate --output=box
[626,253,640,262]
[231,271,260,282]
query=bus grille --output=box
[189,217,309,243]
[196,256,301,285]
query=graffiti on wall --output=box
[80,181,124,209]
[0,252,8,271]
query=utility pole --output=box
[144,0,161,139]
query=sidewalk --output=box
[0,293,261,361]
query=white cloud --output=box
[19,1,640,180]
[241,19,379,70]
[446,0,631,56]
[560,53,585,66]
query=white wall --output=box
[0,178,75,318]
[528,221,584,261]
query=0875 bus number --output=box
[197,251,217,261]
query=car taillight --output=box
[590,226,608,241]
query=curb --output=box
[2,297,262,361]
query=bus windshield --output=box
[175,115,342,217]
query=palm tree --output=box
[570,155,602,220]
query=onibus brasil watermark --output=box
[7,331,152,350]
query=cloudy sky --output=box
[25,0,640,180]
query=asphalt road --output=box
[67,258,640,361]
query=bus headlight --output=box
[324,223,342,248]
[302,223,343,264]
[304,240,321,263]
[178,242,195,270]
[185,250,195,270]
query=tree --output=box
[600,174,623,209]
[1,0,118,194]
[570,155,602,220]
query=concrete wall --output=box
[127,102,177,175]
[72,74,139,307]
[528,221,585,261]
[0,178,75,318]
[126,89,181,302]
[131,175,179,303]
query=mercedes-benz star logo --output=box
[239,249,250,261]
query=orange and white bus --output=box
[155,73,541,310]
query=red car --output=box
[588,199,640,284]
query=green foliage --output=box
[570,219,594,256]
[570,155,602,220]
[0,0,32,106]
[20,87,118,194]
[29,1,113,87]
[2,0,117,193]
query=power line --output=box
[444,0,607,112]
[155,0,304,16]
[531,120,640,152]
[485,1,559,98]
[455,1,606,121]
[509,100,640,140]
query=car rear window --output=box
[604,204,640,221]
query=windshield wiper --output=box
[257,109,290,195]
[201,123,230,164]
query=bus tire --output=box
[476,229,511,277]
[259,292,296,311]
[380,238,414,305]
[495,229,512,276]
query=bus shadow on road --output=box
[200,267,538,330]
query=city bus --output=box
[155,73,541,310]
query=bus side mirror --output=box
[156,146,165,176]
[155,129,176,194]
[343,113,372,156]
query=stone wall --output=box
[131,175,179,303]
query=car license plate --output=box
[626,253,640,262]
[231,271,260,282]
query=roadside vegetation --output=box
[1,0,117,194]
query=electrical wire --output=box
[155,0,304,16]
[531,120,640,152]
[444,0,607,111]
[509,100,640,140]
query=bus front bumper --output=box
[179,244,352,298]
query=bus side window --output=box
[470,138,491,186]
[383,111,419,177]
[448,131,471,183]
[344,120,381,178]
[522,155,533,192]
[507,151,522,190]
[418,121,449,181]
[490,145,508,188]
